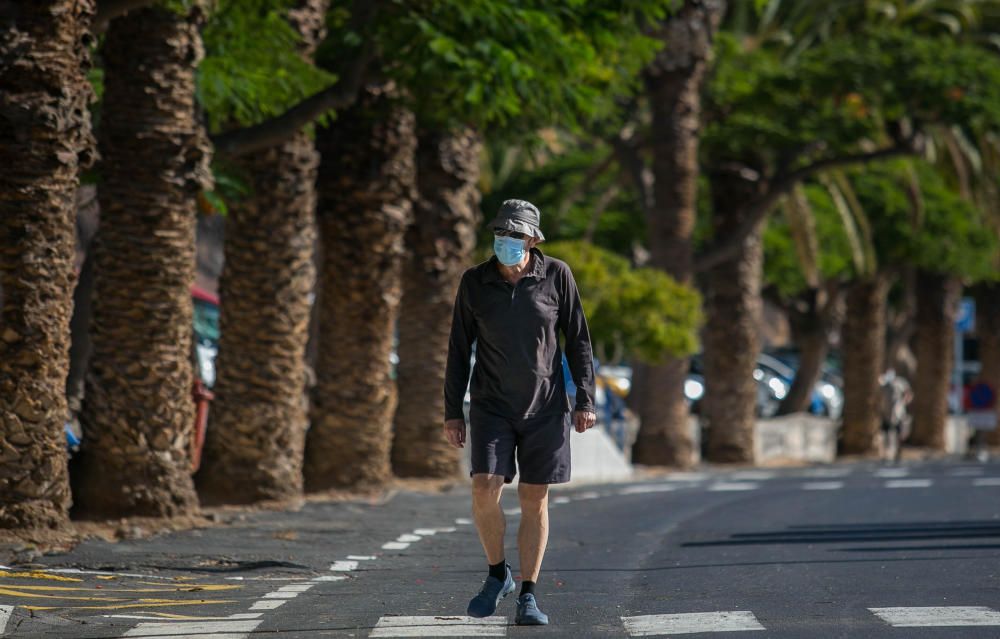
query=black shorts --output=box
[469,406,572,484]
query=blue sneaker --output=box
[515,593,549,625]
[467,565,515,618]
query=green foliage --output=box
[345,0,675,133]
[763,183,855,297]
[544,241,702,364]
[704,28,1000,169]
[199,0,337,131]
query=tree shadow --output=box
[681,520,1000,548]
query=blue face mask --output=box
[494,235,527,266]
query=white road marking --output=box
[0,605,11,635]
[870,606,1000,627]
[875,468,909,478]
[577,491,601,499]
[802,481,844,490]
[664,472,709,482]
[312,575,347,582]
[435,527,458,533]
[799,467,851,478]
[370,615,507,637]
[397,534,422,542]
[347,555,377,560]
[973,477,1000,486]
[622,611,765,636]
[250,600,286,611]
[122,619,262,637]
[730,471,776,481]
[708,483,760,492]
[382,542,410,550]
[330,560,359,571]
[413,529,438,536]
[619,485,676,495]
[277,584,313,593]
[107,613,263,621]
[503,508,521,516]
[262,591,299,599]
[455,518,473,525]
[949,467,985,476]
[552,496,572,504]
[885,479,932,488]
[224,576,301,581]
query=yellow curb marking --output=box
[0,584,240,594]
[0,587,127,601]
[23,599,238,611]
[0,570,82,582]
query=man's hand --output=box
[573,410,596,433]
[443,419,466,449]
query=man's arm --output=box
[444,273,476,422]
[558,265,596,417]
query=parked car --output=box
[686,356,790,418]
[763,350,844,419]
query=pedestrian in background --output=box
[443,199,597,626]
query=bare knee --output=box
[472,474,505,505]
[518,483,549,511]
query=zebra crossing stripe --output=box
[122,618,262,637]
[622,611,765,636]
[370,615,507,637]
[870,606,1000,627]
[708,483,759,492]
[875,468,909,478]
[885,479,932,488]
[802,481,844,490]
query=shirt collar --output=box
[482,248,547,284]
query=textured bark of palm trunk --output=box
[839,275,888,456]
[74,6,210,518]
[196,0,327,506]
[909,271,961,449]
[777,307,827,416]
[392,128,481,478]
[305,85,416,491]
[976,284,1000,446]
[631,0,723,468]
[0,0,96,531]
[197,134,318,504]
[701,177,762,464]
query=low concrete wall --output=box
[754,414,838,464]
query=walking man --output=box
[443,199,597,626]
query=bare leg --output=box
[517,482,549,582]
[471,474,507,565]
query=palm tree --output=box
[976,284,1000,445]
[0,0,96,531]
[392,127,481,478]
[304,83,417,491]
[839,275,889,455]
[73,5,211,518]
[909,271,962,448]
[627,0,725,468]
[196,0,329,506]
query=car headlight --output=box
[819,383,837,400]
[684,379,705,401]
[768,377,788,400]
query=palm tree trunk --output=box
[73,6,211,518]
[0,0,96,531]
[304,84,416,491]
[839,275,888,456]
[976,284,1000,446]
[391,128,480,478]
[702,177,763,464]
[196,0,328,506]
[776,287,840,415]
[909,270,961,449]
[631,0,723,468]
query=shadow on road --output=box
[681,520,1000,547]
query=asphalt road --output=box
[3,458,1000,638]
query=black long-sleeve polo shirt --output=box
[444,248,596,422]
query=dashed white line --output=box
[397,534,422,543]
[435,527,458,533]
[577,491,601,499]
[885,479,932,489]
[347,555,376,560]
[371,615,507,637]
[262,591,299,599]
[330,560,359,571]
[382,541,411,550]
[622,611,765,636]
[802,482,844,490]
[503,508,521,516]
[875,468,909,478]
[250,599,286,611]
[870,606,1000,627]
[949,467,985,477]
[312,575,348,582]
[708,482,760,492]
[664,472,710,482]
[413,529,438,536]
[277,584,313,593]
[455,518,473,525]
[973,477,1000,486]
[552,496,572,504]
[122,619,262,637]
[799,467,851,478]
[619,484,677,495]
[730,471,776,481]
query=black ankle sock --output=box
[520,580,535,597]
[488,561,507,581]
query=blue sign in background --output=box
[956,297,976,333]
[970,383,996,410]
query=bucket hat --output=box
[488,199,545,241]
